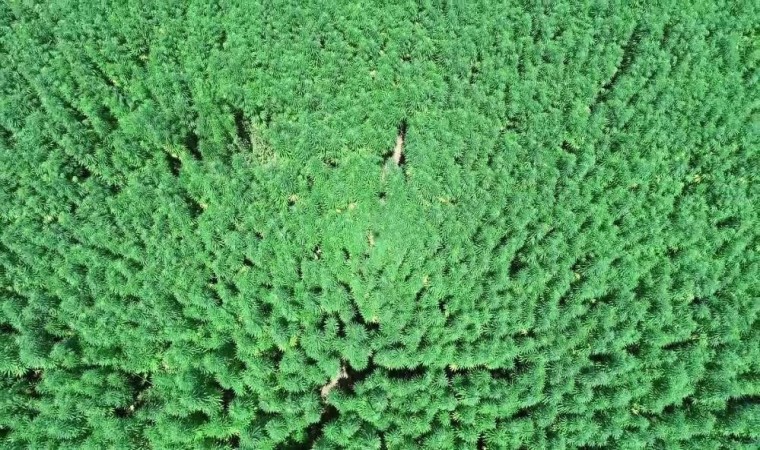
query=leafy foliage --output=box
[1,1,759,449]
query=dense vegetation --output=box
[1,1,758,448]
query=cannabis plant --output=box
[1,1,758,449]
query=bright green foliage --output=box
[1,1,759,449]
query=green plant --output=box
[1,1,758,449]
